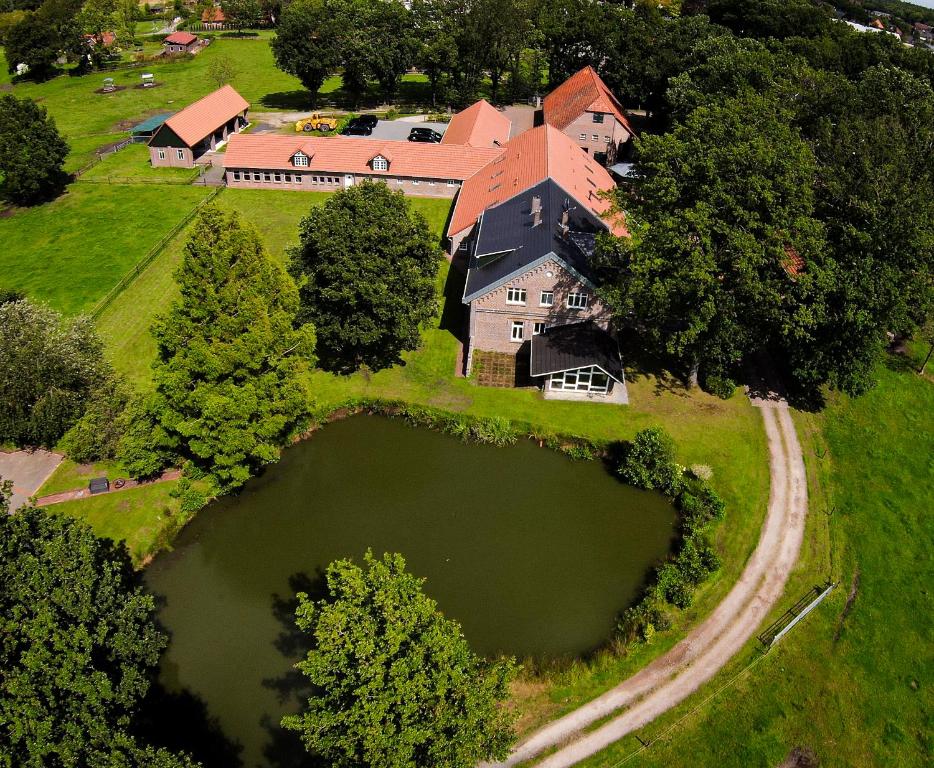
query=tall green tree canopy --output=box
[128,206,315,490]
[282,551,516,768]
[0,299,108,446]
[271,0,340,100]
[0,94,69,204]
[290,181,441,372]
[0,500,195,768]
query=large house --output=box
[543,65,633,165]
[223,134,501,195]
[202,6,226,29]
[149,85,249,168]
[452,126,628,398]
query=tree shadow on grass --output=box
[440,254,467,341]
[259,91,316,110]
[615,327,691,398]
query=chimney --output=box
[530,195,542,226]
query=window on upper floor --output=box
[539,290,554,307]
[567,292,589,309]
[506,287,527,305]
[293,153,309,167]
[592,112,604,123]
[511,321,524,341]
[372,156,388,171]
[579,133,587,141]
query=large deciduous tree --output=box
[0,94,69,204]
[282,551,516,768]
[0,500,196,768]
[125,206,315,490]
[271,0,340,103]
[4,11,61,79]
[290,181,441,372]
[0,299,108,446]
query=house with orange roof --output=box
[440,100,511,149]
[202,6,226,28]
[222,134,502,196]
[543,65,633,165]
[162,31,200,54]
[149,85,250,168]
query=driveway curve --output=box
[489,397,808,768]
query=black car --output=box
[341,123,373,136]
[408,127,442,143]
[354,114,379,128]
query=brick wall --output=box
[466,258,611,362]
[225,170,460,198]
[561,112,631,163]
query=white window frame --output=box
[274,172,282,182]
[533,322,546,336]
[252,172,261,181]
[293,153,309,167]
[372,156,388,171]
[539,290,554,307]
[567,292,589,310]
[447,179,456,187]
[232,170,241,181]
[294,174,302,184]
[506,287,526,305]
[579,132,587,141]
[604,135,611,143]
[176,148,184,160]
[263,172,271,182]
[412,179,420,185]
[158,149,165,160]
[592,133,599,142]
[510,321,524,342]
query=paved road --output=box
[488,396,808,768]
[0,450,63,512]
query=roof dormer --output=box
[292,150,311,167]
[369,153,390,172]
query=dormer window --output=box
[371,155,389,171]
[293,152,309,167]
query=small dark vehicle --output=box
[354,114,379,128]
[341,123,373,136]
[408,127,442,143]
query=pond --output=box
[142,415,676,768]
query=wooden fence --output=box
[90,186,222,320]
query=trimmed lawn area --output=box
[575,354,933,768]
[47,479,182,565]
[0,183,213,314]
[38,457,131,496]
[79,143,199,183]
[96,188,454,386]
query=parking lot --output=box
[362,119,448,141]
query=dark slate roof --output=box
[530,322,624,381]
[462,178,607,302]
[131,112,173,134]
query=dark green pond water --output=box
[142,415,676,768]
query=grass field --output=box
[0,183,213,314]
[79,143,199,183]
[573,353,933,768]
[48,479,183,564]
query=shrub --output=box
[618,426,682,494]
[702,374,737,399]
[468,416,517,446]
[59,376,131,463]
[562,442,598,461]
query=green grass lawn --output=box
[79,143,199,183]
[575,354,933,768]
[7,38,304,170]
[0,183,212,314]
[38,457,131,496]
[47,479,183,564]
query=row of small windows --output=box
[230,171,341,184]
[510,320,547,341]
[579,133,612,143]
[506,287,587,309]
[157,149,186,161]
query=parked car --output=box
[408,127,442,143]
[354,114,379,128]
[341,122,373,136]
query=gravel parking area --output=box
[361,120,449,141]
[0,450,62,512]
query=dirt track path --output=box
[489,397,808,768]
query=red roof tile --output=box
[202,7,226,22]
[543,66,633,134]
[161,85,249,146]
[782,245,805,278]
[440,100,511,148]
[448,124,626,239]
[223,134,502,180]
[164,31,198,46]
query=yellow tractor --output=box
[295,113,339,133]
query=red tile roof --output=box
[782,245,805,278]
[543,66,633,134]
[164,31,198,46]
[161,85,249,146]
[202,7,226,22]
[440,100,511,148]
[448,124,626,239]
[84,31,116,47]
[223,134,503,180]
